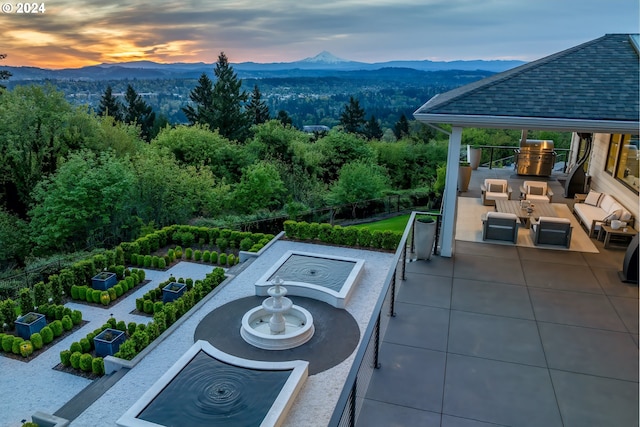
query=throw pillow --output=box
[489,183,504,193]
[528,186,545,196]
[584,191,602,206]
[603,209,622,222]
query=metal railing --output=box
[461,144,570,171]
[328,210,442,426]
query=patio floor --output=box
[358,167,639,427]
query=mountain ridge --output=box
[4,51,525,81]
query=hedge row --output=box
[118,225,274,264]
[0,304,83,359]
[129,247,241,270]
[283,220,401,250]
[60,267,224,376]
[69,268,146,307]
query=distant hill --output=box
[4,51,525,81]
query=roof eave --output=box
[412,113,640,134]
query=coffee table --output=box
[598,224,637,249]
[495,200,557,229]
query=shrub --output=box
[30,332,43,350]
[70,351,82,369]
[80,353,93,372]
[11,337,24,354]
[92,357,105,375]
[167,248,175,262]
[249,243,263,252]
[194,250,202,261]
[54,304,65,320]
[69,341,82,353]
[108,288,117,302]
[19,288,34,316]
[143,255,152,268]
[143,299,153,314]
[342,227,359,246]
[174,246,183,259]
[211,251,218,264]
[128,322,137,336]
[114,284,124,298]
[131,330,149,351]
[70,310,82,325]
[158,257,167,269]
[107,317,117,328]
[61,315,73,331]
[219,253,228,266]
[80,337,91,352]
[202,250,211,262]
[70,285,80,300]
[115,339,137,360]
[19,340,33,357]
[381,230,401,250]
[99,291,110,306]
[153,301,163,313]
[114,265,125,279]
[216,238,228,253]
[136,298,144,312]
[228,254,236,265]
[40,326,54,344]
[357,227,373,247]
[77,286,87,301]
[137,269,145,281]
[50,320,63,337]
[90,290,100,304]
[125,276,134,290]
[116,320,127,331]
[152,255,160,268]
[60,349,72,366]
[370,230,384,249]
[185,247,193,260]
[1,334,14,352]
[239,237,253,251]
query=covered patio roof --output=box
[413,33,639,257]
[414,33,639,133]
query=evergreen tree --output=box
[246,85,270,125]
[182,73,214,127]
[276,110,293,127]
[97,85,123,121]
[339,96,366,134]
[210,52,249,142]
[393,114,410,140]
[0,54,11,89]
[364,115,383,140]
[124,85,155,141]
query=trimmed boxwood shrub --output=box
[153,301,163,313]
[92,357,105,375]
[80,337,91,352]
[185,248,193,260]
[125,276,134,290]
[114,284,124,297]
[61,315,73,331]
[30,332,43,350]
[70,285,80,300]
[135,298,144,312]
[77,286,87,301]
[12,337,24,354]
[357,227,373,247]
[40,326,53,344]
[128,322,137,336]
[216,238,228,253]
[143,255,152,268]
[60,349,72,366]
[108,288,117,302]
[70,351,82,369]
[2,334,14,352]
[143,299,153,314]
[69,341,82,353]
[167,248,175,262]
[174,246,183,259]
[219,253,228,266]
[161,256,169,268]
[71,309,82,325]
[194,250,202,261]
[79,353,93,372]
[228,254,236,265]
[202,250,211,262]
[50,320,63,337]
[239,237,253,251]
[210,251,218,264]
[20,340,34,357]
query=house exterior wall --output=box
[588,132,639,230]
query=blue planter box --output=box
[15,312,47,340]
[91,272,118,291]
[94,328,126,357]
[162,282,187,303]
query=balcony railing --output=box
[328,210,442,426]
[461,144,570,172]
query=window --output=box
[606,134,639,194]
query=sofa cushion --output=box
[603,209,622,222]
[486,211,518,220]
[538,216,571,224]
[529,186,545,196]
[489,183,504,193]
[599,194,617,212]
[584,191,602,206]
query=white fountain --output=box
[241,277,315,350]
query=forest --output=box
[0,56,571,285]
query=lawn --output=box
[350,213,436,234]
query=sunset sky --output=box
[1,0,638,69]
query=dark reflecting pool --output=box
[269,254,356,292]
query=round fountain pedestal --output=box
[241,277,315,350]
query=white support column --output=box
[440,126,463,257]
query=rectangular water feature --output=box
[116,340,308,427]
[255,250,365,309]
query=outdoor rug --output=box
[455,196,599,253]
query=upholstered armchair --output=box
[481,179,512,206]
[519,180,553,203]
[482,211,519,243]
[530,216,572,248]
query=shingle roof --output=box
[414,34,640,132]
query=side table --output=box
[599,225,637,249]
[574,193,587,203]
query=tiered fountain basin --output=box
[255,250,365,309]
[117,340,308,427]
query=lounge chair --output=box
[482,211,519,243]
[519,180,553,203]
[481,179,512,206]
[530,216,572,248]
